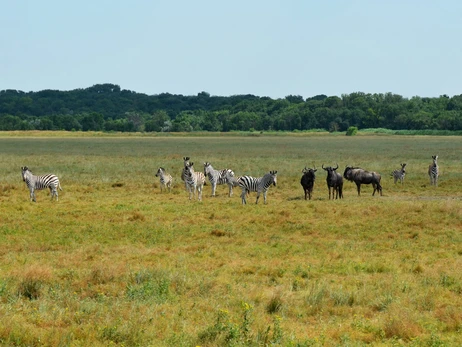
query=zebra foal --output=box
[155,167,173,192]
[21,166,62,202]
[237,171,277,205]
[184,162,206,201]
[428,155,439,186]
[391,163,407,184]
[203,162,234,197]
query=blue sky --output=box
[1,1,461,99]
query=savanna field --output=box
[0,132,461,346]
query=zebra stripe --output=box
[155,167,173,192]
[237,171,277,205]
[184,162,206,201]
[428,155,439,186]
[391,163,406,184]
[203,162,235,197]
[21,166,62,202]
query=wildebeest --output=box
[300,166,317,200]
[343,166,382,196]
[322,163,343,200]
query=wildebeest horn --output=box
[334,163,338,170]
[322,164,325,169]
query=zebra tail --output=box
[59,182,63,191]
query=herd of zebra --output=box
[155,157,277,204]
[20,155,439,203]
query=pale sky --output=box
[1,0,461,99]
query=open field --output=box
[0,133,461,346]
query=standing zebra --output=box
[237,171,277,205]
[391,163,407,184]
[203,162,235,197]
[181,156,190,190]
[428,155,439,186]
[184,162,206,201]
[155,167,173,192]
[21,166,62,202]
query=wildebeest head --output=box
[322,163,339,174]
[302,166,317,176]
[343,166,359,180]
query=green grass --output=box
[0,132,461,346]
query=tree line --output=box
[1,83,461,132]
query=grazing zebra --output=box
[391,163,407,184]
[184,162,206,201]
[21,166,62,202]
[237,171,277,205]
[203,162,235,197]
[155,167,173,192]
[181,156,190,190]
[428,155,439,186]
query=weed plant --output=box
[0,133,461,346]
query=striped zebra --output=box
[184,162,206,201]
[428,155,439,186]
[155,167,173,192]
[21,166,62,202]
[237,171,277,205]
[203,162,235,197]
[180,156,190,190]
[391,163,407,184]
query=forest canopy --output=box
[1,83,461,132]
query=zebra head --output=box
[21,166,31,181]
[432,155,438,164]
[400,163,407,173]
[183,157,190,166]
[203,162,212,175]
[155,167,165,177]
[269,170,278,186]
[184,162,195,177]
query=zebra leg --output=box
[256,191,261,204]
[263,191,268,204]
[211,183,216,197]
[30,188,36,202]
[240,188,247,205]
[197,185,203,201]
[228,183,233,197]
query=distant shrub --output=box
[346,126,358,136]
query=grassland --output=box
[0,132,461,346]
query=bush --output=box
[346,126,358,136]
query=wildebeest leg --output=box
[355,183,361,196]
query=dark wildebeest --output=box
[300,166,317,200]
[322,163,343,200]
[343,166,382,196]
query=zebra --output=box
[155,167,173,192]
[428,155,439,186]
[184,162,206,201]
[21,166,62,202]
[237,171,277,205]
[391,163,407,184]
[203,162,235,197]
[180,156,190,190]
